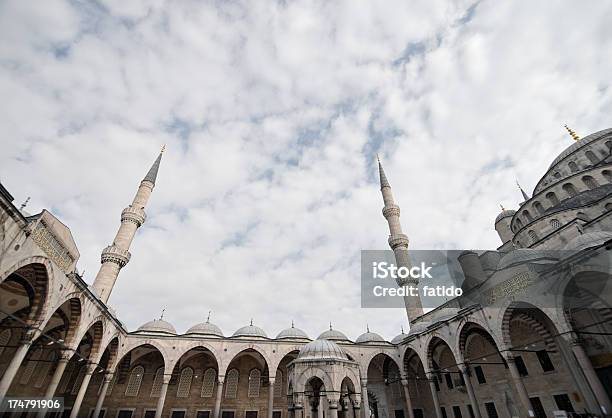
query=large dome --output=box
[355,329,386,344]
[136,318,177,335]
[317,325,350,342]
[298,339,348,361]
[563,231,612,253]
[276,323,309,340]
[186,320,224,337]
[549,128,612,169]
[232,322,268,339]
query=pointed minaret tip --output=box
[377,156,391,190]
[143,147,164,184]
[516,180,530,201]
[564,124,580,141]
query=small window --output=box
[467,405,475,418]
[248,369,261,397]
[523,210,533,222]
[197,413,211,418]
[413,410,424,418]
[117,411,134,418]
[484,402,498,418]
[603,170,612,183]
[553,172,561,178]
[529,397,546,418]
[394,410,404,418]
[550,219,561,229]
[272,412,282,418]
[452,406,462,418]
[144,412,156,418]
[533,202,545,215]
[514,356,528,377]
[562,183,578,197]
[553,394,575,412]
[585,150,598,164]
[546,192,560,206]
[582,175,599,189]
[444,373,453,389]
[606,140,612,149]
[71,366,86,395]
[89,409,106,418]
[474,366,486,384]
[221,412,235,418]
[274,370,283,397]
[606,203,612,212]
[245,412,258,418]
[515,218,523,229]
[201,368,216,398]
[151,367,163,397]
[126,366,145,397]
[441,407,448,418]
[568,161,578,172]
[528,230,538,243]
[434,377,440,392]
[536,350,554,372]
[171,412,186,418]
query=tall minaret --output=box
[378,157,423,323]
[92,147,164,303]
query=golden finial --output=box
[500,204,505,211]
[564,125,580,141]
[160,144,166,153]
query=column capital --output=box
[162,374,172,384]
[360,378,368,387]
[328,400,339,410]
[400,378,410,387]
[85,364,98,375]
[218,375,225,385]
[103,373,114,383]
[268,376,276,385]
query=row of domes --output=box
[135,319,407,344]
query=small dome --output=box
[391,331,407,345]
[186,320,223,337]
[498,249,558,270]
[407,322,430,336]
[495,209,516,224]
[136,318,177,335]
[355,329,386,344]
[563,231,612,253]
[232,322,268,339]
[276,323,309,340]
[298,339,348,361]
[317,325,350,342]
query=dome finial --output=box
[401,325,405,334]
[250,318,253,326]
[206,311,211,323]
[516,180,530,201]
[160,308,165,320]
[500,203,505,211]
[291,320,295,328]
[161,144,166,154]
[564,124,580,141]
[19,196,30,211]
[329,321,333,331]
[366,323,370,333]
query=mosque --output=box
[0,127,611,418]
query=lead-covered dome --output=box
[136,318,177,335]
[186,320,224,338]
[549,128,612,169]
[407,322,430,336]
[495,209,516,224]
[563,231,612,253]
[276,323,309,340]
[232,322,268,339]
[391,330,407,345]
[317,325,350,342]
[298,339,348,361]
[355,329,386,344]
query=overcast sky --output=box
[1,0,611,341]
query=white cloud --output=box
[1,0,612,341]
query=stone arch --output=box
[264,344,302,379]
[456,321,504,361]
[500,302,560,354]
[220,344,272,377]
[173,341,221,371]
[294,366,334,394]
[114,340,170,372]
[359,349,402,377]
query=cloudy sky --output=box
[1,0,612,341]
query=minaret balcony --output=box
[100,245,131,268]
[121,206,146,226]
[388,233,409,250]
[382,204,400,219]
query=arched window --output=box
[568,161,578,172]
[126,365,145,397]
[533,202,545,215]
[19,352,39,385]
[151,367,164,397]
[34,350,55,388]
[0,329,11,357]
[553,172,561,178]
[107,373,116,395]
[225,369,239,399]
[606,203,612,212]
[550,219,561,229]
[515,219,523,230]
[562,183,578,197]
[177,367,193,398]
[71,366,87,395]
[603,170,612,183]
[201,368,216,398]
[546,192,560,206]
[248,369,261,398]
[522,210,533,222]
[586,150,599,164]
[274,370,283,397]
[582,176,599,189]
[58,363,75,393]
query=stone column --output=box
[70,364,97,418]
[460,366,481,418]
[328,397,339,418]
[154,374,171,418]
[213,376,225,418]
[506,356,534,417]
[400,378,414,418]
[36,350,72,418]
[294,402,304,418]
[268,377,276,418]
[360,379,370,418]
[427,374,443,418]
[570,339,612,415]
[93,373,113,418]
[350,395,361,418]
[0,334,34,399]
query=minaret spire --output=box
[92,147,164,303]
[516,180,530,201]
[377,157,423,323]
